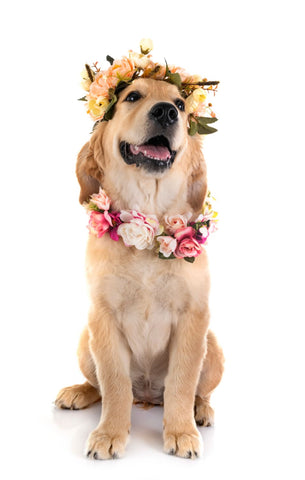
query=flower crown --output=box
[79,39,219,136]
[85,188,218,263]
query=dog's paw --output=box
[86,428,129,460]
[55,383,100,410]
[163,426,203,459]
[194,397,214,427]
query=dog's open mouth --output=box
[119,135,176,171]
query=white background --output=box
[1,1,304,479]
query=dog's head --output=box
[77,78,207,212]
[115,78,187,174]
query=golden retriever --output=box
[55,78,224,459]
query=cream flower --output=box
[117,222,155,250]
[193,88,208,103]
[145,215,163,235]
[140,38,153,55]
[81,68,93,92]
[157,236,177,258]
[185,88,208,114]
[129,51,151,69]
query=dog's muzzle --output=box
[119,102,178,173]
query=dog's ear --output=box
[187,137,208,213]
[76,129,104,204]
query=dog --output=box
[55,77,224,459]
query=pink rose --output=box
[120,210,146,224]
[174,226,196,241]
[106,211,122,241]
[157,236,177,258]
[88,211,111,238]
[175,236,202,258]
[90,188,111,211]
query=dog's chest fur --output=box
[105,265,191,403]
[87,237,207,403]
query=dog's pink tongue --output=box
[130,144,170,161]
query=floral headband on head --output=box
[79,39,219,136]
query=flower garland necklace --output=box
[85,188,218,263]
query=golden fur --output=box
[55,78,224,459]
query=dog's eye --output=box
[175,99,185,112]
[125,91,142,102]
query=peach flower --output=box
[108,57,136,82]
[144,64,167,80]
[164,214,191,234]
[89,71,117,98]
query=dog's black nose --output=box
[150,102,178,127]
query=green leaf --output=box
[196,116,218,125]
[158,252,176,260]
[197,123,218,135]
[78,96,87,101]
[188,121,198,136]
[168,72,182,87]
[164,60,182,88]
[103,93,118,121]
[106,55,114,65]
[184,256,195,263]
[193,221,204,231]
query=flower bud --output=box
[140,38,153,55]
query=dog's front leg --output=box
[163,309,208,459]
[86,307,133,460]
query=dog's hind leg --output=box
[194,330,224,426]
[55,327,101,410]
[55,381,101,410]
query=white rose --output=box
[117,222,155,250]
